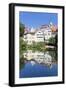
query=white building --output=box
[23,23,57,44]
[40,25,52,42]
[23,33,35,44]
[34,30,44,42]
[23,30,44,44]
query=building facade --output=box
[23,23,57,45]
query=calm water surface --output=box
[20,50,58,78]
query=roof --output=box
[40,25,50,29]
[50,25,58,32]
[24,24,58,35]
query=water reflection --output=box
[20,50,58,78]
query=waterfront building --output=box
[23,22,57,44]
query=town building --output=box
[39,24,52,42]
[23,22,57,45]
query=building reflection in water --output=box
[23,50,57,68]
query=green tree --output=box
[19,23,25,37]
[19,38,27,57]
[48,34,57,45]
[55,34,58,46]
[49,37,55,45]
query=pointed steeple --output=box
[31,27,35,32]
[50,22,53,26]
[49,22,53,28]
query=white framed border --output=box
[14,5,63,84]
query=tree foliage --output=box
[48,34,57,46]
[19,23,25,37]
[19,38,27,57]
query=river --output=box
[20,50,58,78]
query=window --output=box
[48,33,50,35]
[37,37,43,38]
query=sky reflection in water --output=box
[20,50,58,78]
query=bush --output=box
[19,23,25,37]
[48,34,57,46]
[19,38,27,56]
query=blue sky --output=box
[19,11,58,28]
